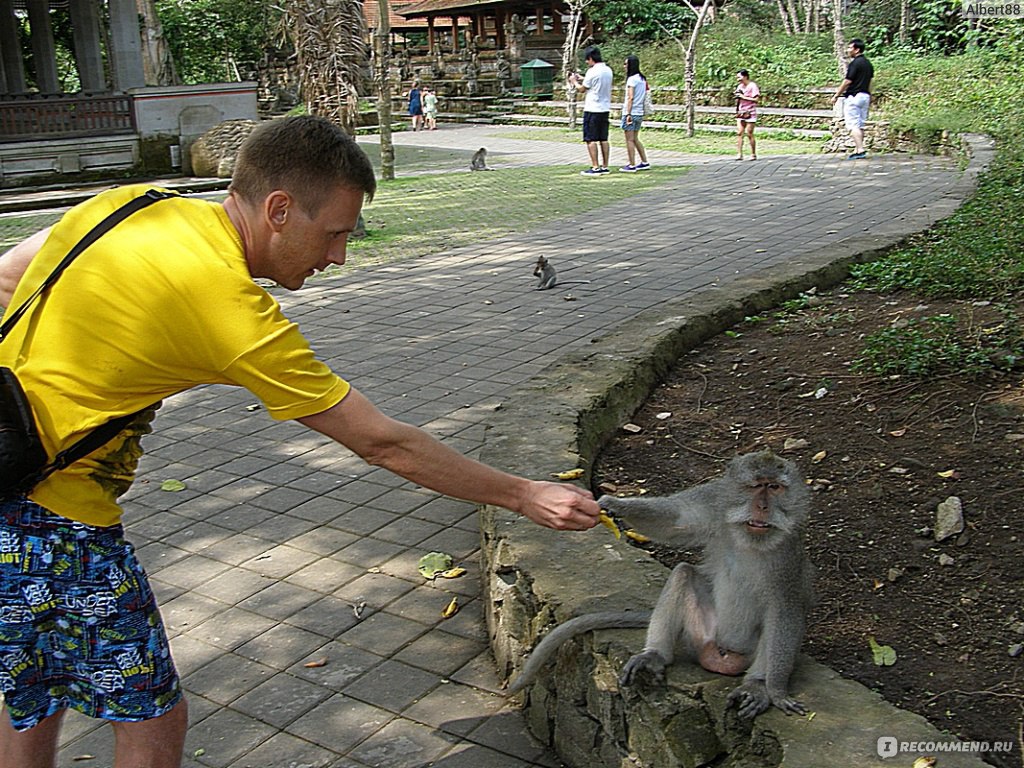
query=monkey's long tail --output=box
[506,611,651,694]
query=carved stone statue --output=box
[495,50,512,93]
[505,14,526,62]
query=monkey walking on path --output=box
[508,450,815,718]
[533,256,592,291]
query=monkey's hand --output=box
[619,649,667,687]
[728,680,807,718]
[518,481,600,531]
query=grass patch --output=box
[490,127,823,156]
[328,165,687,274]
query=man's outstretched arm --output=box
[298,387,600,531]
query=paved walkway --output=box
[36,125,970,767]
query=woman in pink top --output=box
[734,69,760,161]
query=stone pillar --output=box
[69,0,106,92]
[26,0,60,93]
[108,0,145,91]
[450,15,459,51]
[0,0,23,94]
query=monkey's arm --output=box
[598,492,714,545]
[507,611,651,693]
[0,226,51,308]
[300,388,601,531]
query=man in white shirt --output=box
[569,47,613,175]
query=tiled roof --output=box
[398,0,512,18]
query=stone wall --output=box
[478,136,994,768]
[824,118,969,156]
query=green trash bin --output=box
[520,59,555,99]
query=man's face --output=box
[847,43,859,57]
[266,185,364,290]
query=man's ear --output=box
[266,191,291,232]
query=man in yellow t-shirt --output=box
[0,116,600,768]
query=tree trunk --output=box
[787,0,803,33]
[375,0,395,180]
[136,0,177,85]
[898,0,909,44]
[684,0,714,137]
[560,0,590,130]
[776,0,793,35]
[832,0,847,79]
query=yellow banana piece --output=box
[598,512,621,539]
[550,468,585,480]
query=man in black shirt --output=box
[832,39,874,160]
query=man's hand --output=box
[516,481,601,531]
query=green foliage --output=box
[588,0,692,41]
[852,311,1023,376]
[156,0,280,84]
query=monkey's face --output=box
[724,454,809,550]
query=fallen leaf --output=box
[418,552,454,580]
[622,423,643,434]
[872,579,885,591]
[811,450,827,464]
[160,479,186,492]
[625,529,651,544]
[440,567,467,579]
[304,657,328,668]
[937,469,958,479]
[912,758,937,768]
[597,512,621,539]
[550,468,585,480]
[441,596,459,618]
[655,412,672,420]
[193,749,206,758]
[889,427,907,437]
[868,636,897,666]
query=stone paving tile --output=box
[240,579,325,621]
[290,640,386,691]
[430,741,561,767]
[235,623,330,670]
[228,730,339,767]
[284,694,394,754]
[181,653,276,705]
[392,629,487,678]
[347,718,459,768]
[185,707,277,768]
[231,673,334,728]
[403,680,509,737]
[185,606,277,651]
[340,610,431,656]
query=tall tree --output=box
[283,0,367,135]
[658,0,714,138]
[374,0,395,180]
[137,0,178,84]
[560,0,592,130]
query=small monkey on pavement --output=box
[533,256,591,291]
[508,450,815,718]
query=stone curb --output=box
[477,134,995,768]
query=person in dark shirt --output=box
[832,39,874,160]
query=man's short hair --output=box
[584,46,603,63]
[850,38,865,53]
[230,116,377,216]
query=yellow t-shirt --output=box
[0,184,350,527]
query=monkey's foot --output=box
[698,643,748,675]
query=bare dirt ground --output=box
[593,287,1024,767]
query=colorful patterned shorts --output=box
[0,498,181,730]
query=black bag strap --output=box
[1,188,178,341]
[1,188,178,484]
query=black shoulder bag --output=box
[0,188,178,499]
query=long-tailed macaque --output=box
[508,450,815,718]
[533,256,590,291]
[470,147,492,171]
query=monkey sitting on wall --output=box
[470,147,493,171]
[507,450,815,718]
